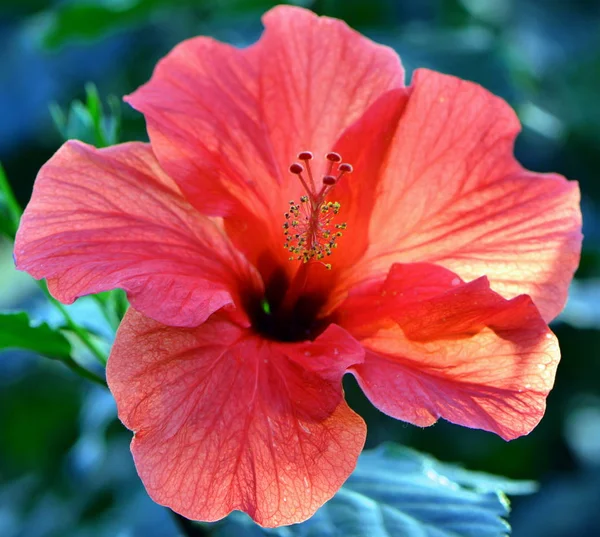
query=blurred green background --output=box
[1,0,599,536]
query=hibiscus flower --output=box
[14,5,581,528]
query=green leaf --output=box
[49,84,121,147]
[213,443,536,537]
[49,102,69,139]
[41,0,310,50]
[65,100,96,144]
[0,162,22,239]
[85,81,102,126]
[0,312,107,386]
[0,312,72,359]
[90,289,129,331]
[41,0,189,49]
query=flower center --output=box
[283,151,352,270]
[248,275,328,342]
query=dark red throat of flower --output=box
[283,151,352,270]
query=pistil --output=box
[283,151,352,270]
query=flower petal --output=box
[330,88,410,268]
[126,5,404,265]
[107,309,366,527]
[337,263,559,440]
[341,69,581,322]
[15,141,260,327]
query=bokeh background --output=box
[1,0,599,536]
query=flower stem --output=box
[91,294,121,332]
[1,160,109,378]
[37,281,108,366]
[61,355,107,387]
[91,289,127,332]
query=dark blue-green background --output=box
[1,1,599,536]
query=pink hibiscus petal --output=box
[336,263,559,440]
[107,308,366,527]
[336,68,581,322]
[126,5,404,265]
[14,141,260,327]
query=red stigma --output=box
[297,151,314,160]
[289,163,304,174]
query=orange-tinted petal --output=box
[126,5,403,266]
[107,309,365,527]
[340,69,581,322]
[15,141,260,327]
[337,263,559,440]
[329,88,410,269]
